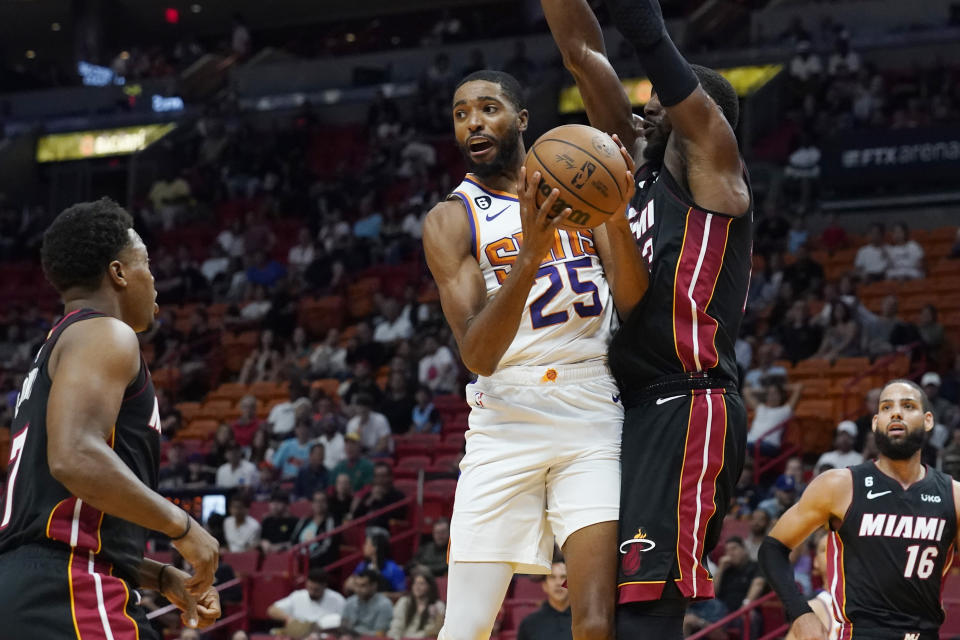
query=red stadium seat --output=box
[289,499,312,519]
[260,550,297,576]
[249,500,271,522]
[511,576,543,601]
[395,434,440,458]
[395,455,432,471]
[394,478,419,498]
[249,573,294,620]
[222,550,261,577]
[501,600,540,631]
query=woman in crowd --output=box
[813,301,862,361]
[346,527,406,593]
[388,566,445,639]
[290,490,339,567]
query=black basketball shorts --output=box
[617,387,746,604]
[0,544,159,640]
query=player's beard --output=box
[875,425,927,460]
[460,124,521,178]
[642,125,669,166]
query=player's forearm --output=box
[542,0,606,61]
[601,216,649,319]
[758,536,813,622]
[459,254,542,376]
[50,439,186,538]
[138,557,165,591]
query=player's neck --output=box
[875,455,925,488]
[469,166,521,195]
[62,291,122,320]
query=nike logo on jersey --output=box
[866,490,892,500]
[485,206,509,222]
[612,394,621,404]
[655,395,684,405]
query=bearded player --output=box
[761,379,960,640]
[422,70,648,640]
[542,0,753,636]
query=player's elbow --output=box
[460,347,496,377]
[48,441,98,495]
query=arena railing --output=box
[687,591,789,640]
[839,342,925,420]
[754,417,801,478]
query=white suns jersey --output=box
[449,174,617,369]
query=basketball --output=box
[523,124,629,230]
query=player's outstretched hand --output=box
[517,165,568,261]
[171,515,220,597]
[786,612,828,640]
[161,565,222,629]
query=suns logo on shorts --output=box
[620,527,657,577]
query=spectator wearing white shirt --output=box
[418,335,457,394]
[885,222,924,280]
[269,395,312,437]
[743,383,804,456]
[217,219,245,257]
[854,223,888,282]
[267,569,346,632]
[317,413,347,469]
[788,40,823,83]
[827,32,860,77]
[200,243,231,283]
[215,445,260,488]
[287,228,316,274]
[224,495,262,552]
[347,393,393,456]
[815,421,864,474]
[309,328,348,378]
[373,298,413,344]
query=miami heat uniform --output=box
[611,164,753,604]
[0,309,161,640]
[826,462,956,640]
[446,173,622,573]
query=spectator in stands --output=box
[341,569,394,637]
[783,244,825,297]
[246,250,286,289]
[410,385,441,434]
[854,223,888,281]
[231,395,264,447]
[380,370,417,434]
[347,393,392,456]
[388,567,445,639]
[787,218,809,255]
[147,168,192,230]
[231,12,251,57]
[329,472,356,525]
[260,490,300,553]
[331,434,375,491]
[410,518,450,577]
[744,343,788,390]
[269,389,312,437]
[813,300,862,360]
[247,426,274,465]
[517,559,571,640]
[861,295,920,358]
[774,300,823,364]
[788,40,823,89]
[291,490,339,567]
[288,228,316,275]
[941,428,960,480]
[885,222,925,280]
[418,334,457,394]
[374,297,413,344]
[828,30,860,77]
[231,631,249,640]
[216,444,260,488]
[783,456,808,496]
[853,387,882,450]
[158,443,189,489]
[715,536,766,624]
[274,419,316,480]
[155,388,182,435]
[267,568,346,635]
[309,329,348,379]
[348,528,407,593]
[783,135,821,215]
[744,382,802,457]
[316,411,346,470]
[819,213,849,253]
[923,372,960,430]
[183,452,215,488]
[239,329,283,384]
[815,421,864,474]
[295,443,330,499]
[917,304,945,363]
[744,508,771,562]
[341,360,385,407]
[758,474,798,519]
[224,494,261,552]
[733,458,761,517]
[201,242,231,285]
[942,355,960,405]
[352,462,406,529]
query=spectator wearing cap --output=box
[215,444,260,488]
[294,443,330,500]
[273,419,316,480]
[260,490,300,553]
[341,569,394,636]
[815,421,864,474]
[347,393,393,457]
[231,395,265,447]
[757,474,798,519]
[331,434,375,491]
[267,568,346,634]
[923,372,960,431]
[224,495,261,552]
[517,558,571,640]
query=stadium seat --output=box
[511,576,543,601]
[501,600,540,631]
[394,478,419,498]
[260,550,297,576]
[249,573,294,619]
[395,434,440,458]
[249,500,271,522]
[222,550,261,577]
[289,499,312,519]
[207,382,249,402]
[395,455,432,471]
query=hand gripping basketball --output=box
[517,165,568,263]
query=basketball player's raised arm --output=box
[423,169,567,377]
[541,0,637,153]
[46,317,219,598]
[603,0,749,216]
[759,469,852,639]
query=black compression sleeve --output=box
[758,536,814,622]
[603,0,698,106]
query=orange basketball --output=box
[523,124,629,230]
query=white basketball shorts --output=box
[448,361,623,574]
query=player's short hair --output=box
[307,568,328,585]
[881,378,932,414]
[691,65,739,129]
[41,197,135,293]
[455,70,525,112]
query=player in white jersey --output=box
[423,70,649,640]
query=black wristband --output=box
[170,511,191,541]
[758,536,814,622]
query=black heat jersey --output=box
[829,462,957,639]
[0,309,160,585]
[609,164,753,389]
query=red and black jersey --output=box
[609,164,753,390]
[0,309,160,585]
[829,462,957,639]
